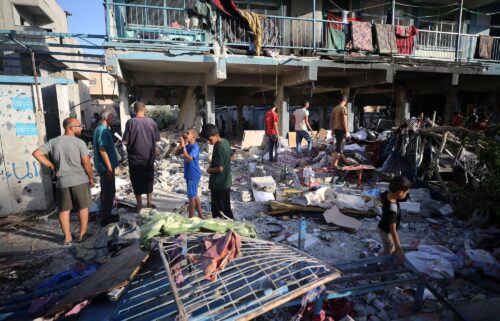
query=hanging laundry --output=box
[238,9,262,55]
[491,38,500,60]
[346,21,374,52]
[395,25,417,54]
[373,24,397,55]
[326,14,346,52]
[200,231,242,282]
[475,35,494,59]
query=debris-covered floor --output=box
[1,126,500,321]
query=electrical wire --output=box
[327,0,346,12]
[395,2,458,9]
[398,8,459,19]
[463,8,500,16]
[352,2,391,12]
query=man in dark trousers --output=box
[264,103,280,162]
[122,101,160,212]
[200,124,234,219]
[93,110,120,226]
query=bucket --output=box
[248,162,257,173]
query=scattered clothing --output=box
[373,24,397,55]
[201,231,242,281]
[395,25,417,54]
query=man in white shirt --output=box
[292,100,313,156]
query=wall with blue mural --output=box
[0,83,53,216]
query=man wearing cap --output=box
[200,124,234,219]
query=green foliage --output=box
[147,108,178,130]
[474,124,500,215]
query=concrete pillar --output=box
[318,105,327,129]
[395,88,411,127]
[444,89,458,125]
[205,85,216,125]
[119,84,130,135]
[276,86,289,139]
[237,104,243,138]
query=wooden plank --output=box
[47,244,149,316]
[241,130,266,149]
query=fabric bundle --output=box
[475,35,494,59]
[238,9,262,55]
[201,231,242,281]
[346,21,374,52]
[395,25,417,54]
[373,24,397,55]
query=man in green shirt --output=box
[200,124,234,219]
[93,110,120,226]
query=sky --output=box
[56,0,106,36]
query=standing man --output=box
[330,95,349,167]
[93,110,120,226]
[264,103,280,162]
[292,100,314,156]
[200,124,234,220]
[122,101,160,212]
[466,108,479,128]
[32,118,93,245]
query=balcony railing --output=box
[104,1,500,63]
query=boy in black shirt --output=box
[378,176,411,262]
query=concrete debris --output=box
[1,124,499,321]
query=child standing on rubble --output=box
[177,128,203,218]
[378,176,411,263]
[200,124,234,220]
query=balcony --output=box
[104,0,500,63]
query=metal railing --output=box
[104,1,500,62]
[105,0,210,49]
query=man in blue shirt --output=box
[177,128,202,218]
[93,110,120,226]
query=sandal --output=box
[63,240,73,247]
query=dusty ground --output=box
[1,155,500,320]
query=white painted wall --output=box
[0,83,53,216]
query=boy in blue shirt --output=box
[177,128,203,218]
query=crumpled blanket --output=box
[201,231,242,281]
[238,9,262,55]
[139,209,257,249]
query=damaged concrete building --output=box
[103,0,500,139]
[0,0,98,215]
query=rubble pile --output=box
[0,124,499,321]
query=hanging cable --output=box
[352,2,391,12]
[395,2,458,9]
[327,0,346,12]
[463,8,500,16]
[398,8,459,19]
